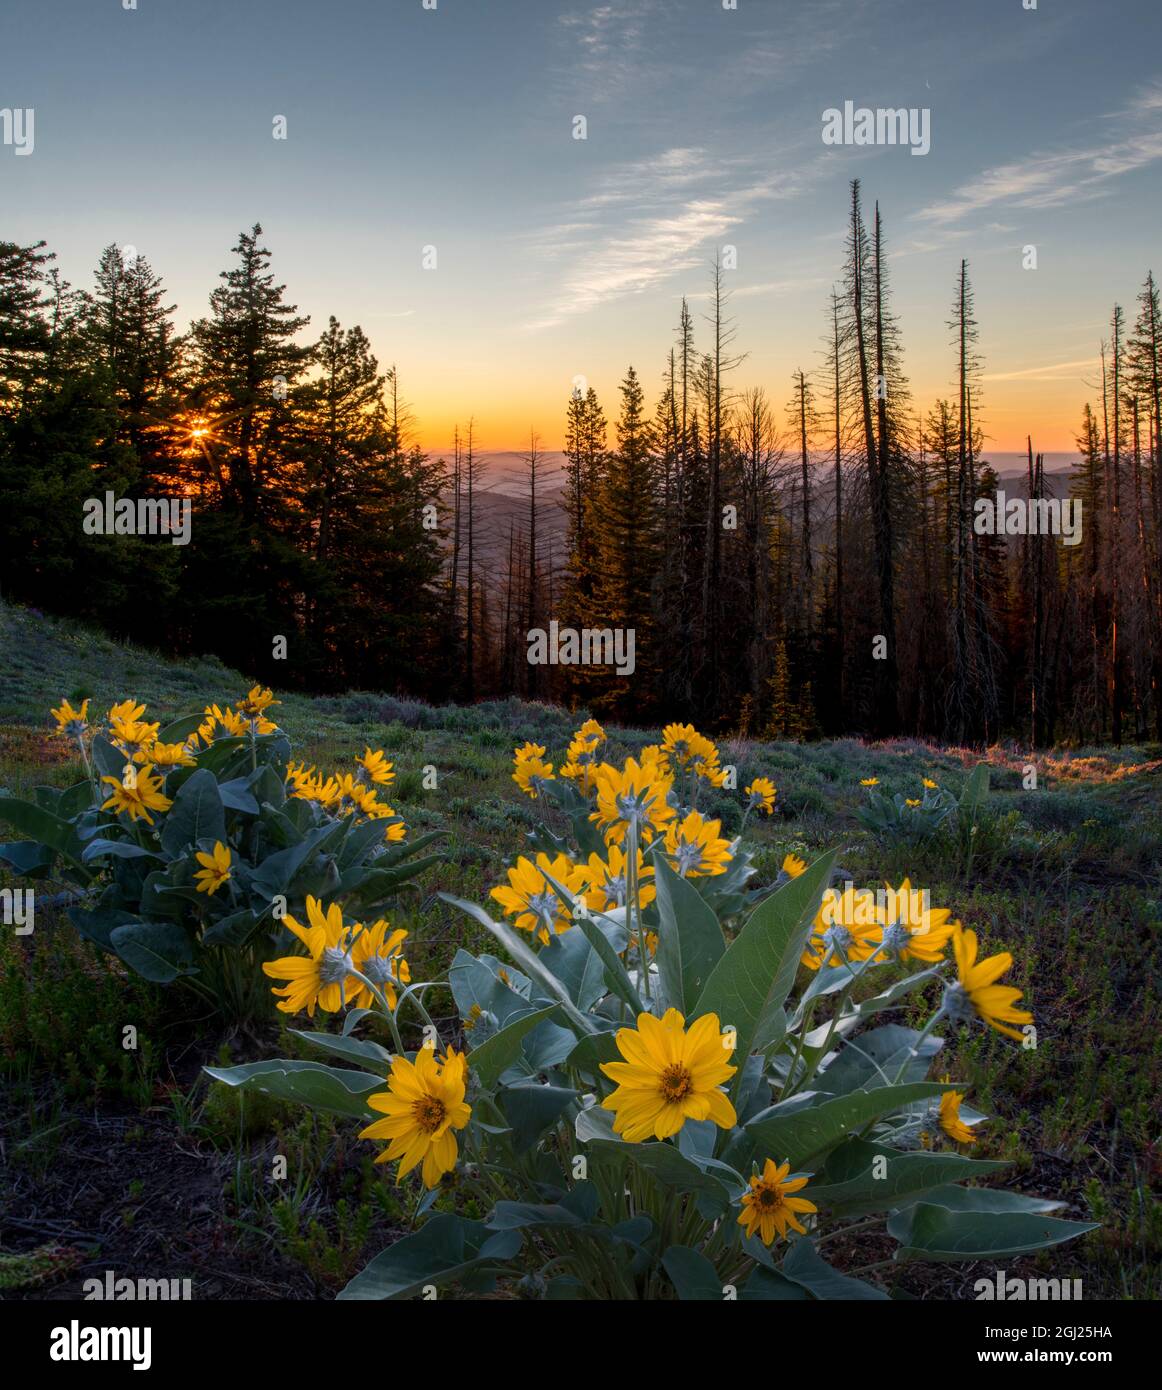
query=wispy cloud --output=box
[915,90,1162,226]
[522,147,820,330]
[982,357,1099,383]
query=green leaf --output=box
[58,780,95,818]
[576,916,643,1015]
[588,1139,734,1205]
[540,917,623,1011]
[202,908,264,948]
[250,823,341,900]
[338,1215,522,1299]
[781,1236,889,1299]
[726,1081,953,1173]
[203,1058,385,1118]
[0,840,55,875]
[739,1266,811,1300]
[109,920,197,983]
[81,837,161,863]
[565,1027,621,1075]
[693,851,835,1090]
[893,1184,1066,1215]
[854,966,946,1021]
[959,763,990,818]
[467,1004,560,1089]
[0,796,87,870]
[653,854,726,1015]
[217,777,260,815]
[158,713,207,744]
[68,903,137,952]
[663,1245,725,1300]
[888,1202,1098,1261]
[817,1024,944,1094]
[193,736,248,776]
[337,817,392,869]
[575,1103,622,1144]
[497,1083,579,1150]
[160,769,225,857]
[440,894,595,1034]
[247,762,287,809]
[90,735,127,780]
[289,1029,392,1069]
[807,1139,1009,1214]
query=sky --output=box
[3,0,1161,455]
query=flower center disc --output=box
[414,1096,447,1134]
[659,1063,693,1103]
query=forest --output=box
[2,178,1159,747]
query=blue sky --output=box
[3,0,1161,450]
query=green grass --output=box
[1,598,1160,1298]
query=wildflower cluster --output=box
[0,691,435,1023]
[286,746,406,842]
[202,728,1088,1301]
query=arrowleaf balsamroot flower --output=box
[945,928,1034,1042]
[581,844,655,911]
[801,884,885,970]
[347,919,410,1010]
[660,722,700,767]
[737,1160,817,1244]
[360,1047,472,1188]
[878,878,958,963]
[355,747,394,785]
[108,698,147,726]
[136,739,196,768]
[109,716,160,756]
[193,841,232,895]
[491,852,584,944]
[262,895,354,1017]
[591,757,675,846]
[100,765,172,825]
[600,1008,737,1141]
[663,809,732,878]
[50,698,89,738]
[745,777,777,814]
[860,777,878,787]
[938,1089,976,1145]
[237,685,278,717]
[512,754,555,800]
[780,852,808,879]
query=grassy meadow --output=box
[0,597,1159,1299]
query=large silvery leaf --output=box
[816,1025,944,1094]
[576,916,643,1014]
[439,893,594,1033]
[805,1138,1010,1214]
[160,769,226,856]
[337,1215,522,1300]
[653,854,726,1015]
[467,1004,559,1088]
[289,1029,392,1069]
[663,1245,725,1301]
[203,1058,385,1118]
[781,1236,889,1299]
[888,1200,1098,1261]
[693,851,835,1084]
[726,1080,953,1173]
[497,1083,578,1150]
[541,915,623,1011]
[0,796,88,871]
[588,1139,734,1205]
[109,920,196,982]
[448,949,534,1024]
